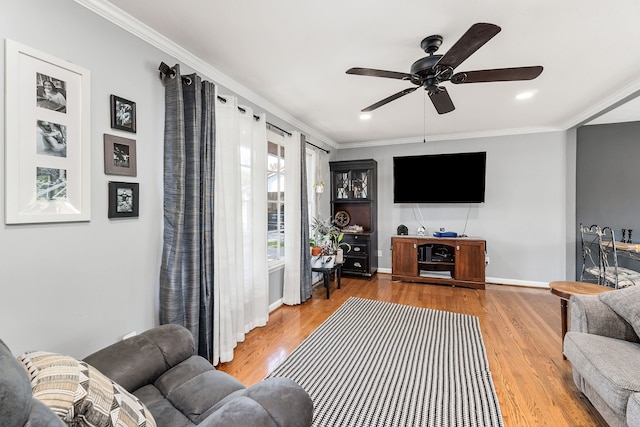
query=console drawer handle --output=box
[354,247,361,252]
[354,262,362,268]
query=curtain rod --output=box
[159,62,329,154]
[305,141,330,154]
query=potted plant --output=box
[310,238,322,256]
[310,216,351,262]
[329,227,351,264]
[310,216,332,256]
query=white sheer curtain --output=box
[213,94,268,364]
[283,131,304,305]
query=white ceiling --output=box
[84,0,640,147]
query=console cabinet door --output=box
[392,239,418,276]
[455,242,485,282]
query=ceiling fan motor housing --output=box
[410,54,442,76]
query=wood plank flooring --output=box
[217,273,607,427]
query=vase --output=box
[336,248,344,264]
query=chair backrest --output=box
[579,224,604,285]
[599,226,620,277]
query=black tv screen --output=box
[393,152,486,203]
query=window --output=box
[267,137,285,263]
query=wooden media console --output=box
[391,236,486,289]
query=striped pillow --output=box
[18,351,156,427]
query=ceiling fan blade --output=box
[347,67,413,80]
[362,87,418,112]
[450,66,543,84]
[437,23,501,70]
[429,87,455,114]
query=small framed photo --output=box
[110,95,136,133]
[104,134,137,176]
[108,181,139,218]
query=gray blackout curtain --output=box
[299,135,313,302]
[160,64,216,361]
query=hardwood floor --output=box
[217,273,607,427]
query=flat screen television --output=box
[393,151,486,203]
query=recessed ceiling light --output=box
[360,113,372,120]
[515,90,537,100]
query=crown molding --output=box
[73,0,339,149]
[338,126,564,149]
[562,75,640,129]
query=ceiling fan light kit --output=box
[346,23,543,114]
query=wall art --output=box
[103,134,137,176]
[5,39,91,224]
[108,181,139,218]
[110,95,136,133]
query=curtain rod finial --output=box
[158,62,176,79]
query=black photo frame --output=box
[110,95,136,133]
[108,181,139,218]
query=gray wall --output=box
[0,0,334,357]
[0,0,167,357]
[336,130,573,286]
[576,121,640,275]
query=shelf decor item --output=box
[110,95,136,133]
[5,39,91,224]
[334,210,350,227]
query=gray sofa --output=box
[1,324,313,427]
[564,290,640,427]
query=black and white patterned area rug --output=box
[267,297,504,427]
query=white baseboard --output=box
[269,299,283,312]
[378,268,549,288]
[485,277,549,288]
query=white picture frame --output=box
[5,39,91,224]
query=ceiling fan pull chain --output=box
[423,91,427,143]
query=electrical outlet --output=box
[440,227,445,232]
[485,255,490,265]
[377,250,382,257]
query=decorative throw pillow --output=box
[599,284,640,337]
[18,351,156,427]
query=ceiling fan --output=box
[346,23,543,114]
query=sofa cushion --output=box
[160,364,245,424]
[18,351,156,427]
[600,285,640,337]
[628,392,640,427]
[564,332,640,415]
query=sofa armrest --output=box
[83,324,196,392]
[0,339,67,427]
[570,294,639,342]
